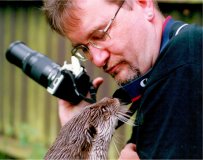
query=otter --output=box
[44,97,131,160]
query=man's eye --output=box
[91,30,106,40]
[82,47,89,53]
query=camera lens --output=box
[6,41,60,88]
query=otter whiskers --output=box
[116,107,136,127]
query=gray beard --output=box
[114,67,141,86]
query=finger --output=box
[119,143,139,160]
[124,143,137,151]
[92,77,104,89]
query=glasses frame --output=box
[71,1,125,61]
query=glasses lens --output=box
[72,45,89,61]
[91,30,107,40]
[89,30,111,49]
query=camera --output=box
[5,41,96,105]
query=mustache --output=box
[103,60,125,72]
[104,61,142,86]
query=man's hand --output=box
[118,143,140,160]
[58,77,104,126]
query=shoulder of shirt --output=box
[170,22,203,41]
[148,23,202,85]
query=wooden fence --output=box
[0,0,202,159]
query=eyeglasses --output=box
[71,1,125,61]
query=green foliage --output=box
[28,143,47,159]
[0,152,15,159]
[18,123,47,159]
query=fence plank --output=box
[0,5,4,134]
[26,7,42,143]
[2,7,13,137]
[45,31,62,146]
[12,8,25,139]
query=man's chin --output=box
[113,75,133,86]
[113,72,140,86]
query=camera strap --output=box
[76,81,97,104]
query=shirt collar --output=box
[160,16,175,52]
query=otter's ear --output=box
[85,124,97,143]
[87,125,97,138]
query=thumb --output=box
[125,143,137,151]
[92,77,104,90]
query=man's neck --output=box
[150,10,166,66]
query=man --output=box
[43,0,202,159]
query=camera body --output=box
[6,41,96,104]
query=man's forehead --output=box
[67,0,115,45]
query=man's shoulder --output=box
[170,20,202,38]
[171,23,202,47]
[149,23,202,84]
[169,23,202,62]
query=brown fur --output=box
[44,97,130,160]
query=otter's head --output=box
[83,97,121,143]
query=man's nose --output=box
[88,46,109,68]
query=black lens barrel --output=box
[6,41,60,88]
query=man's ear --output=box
[136,0,155,21]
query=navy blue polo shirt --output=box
[127,18,202,159]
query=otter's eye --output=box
[101,106,107,113]
[87,124,97,138]
[101,106,110,120]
